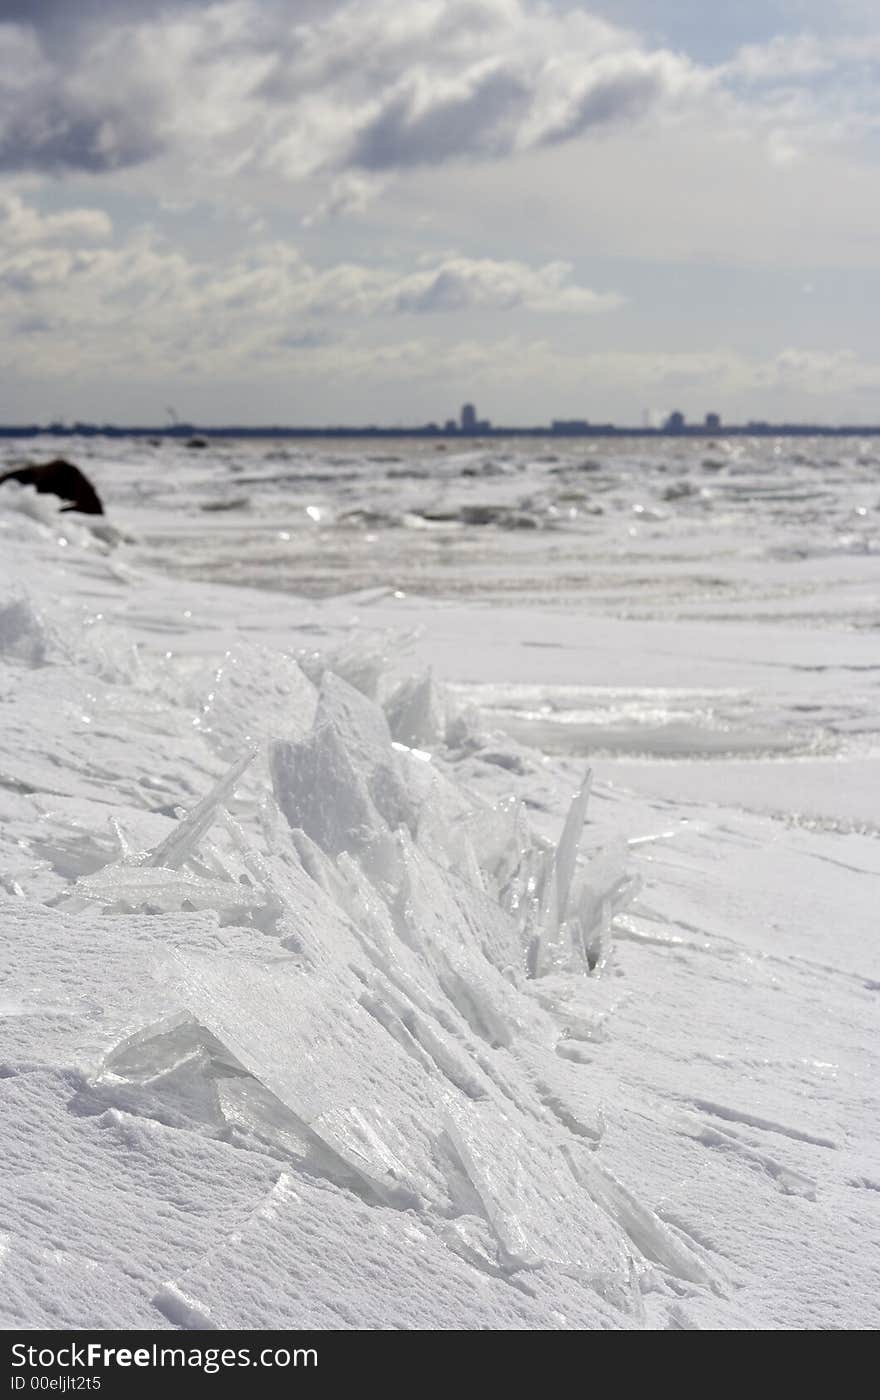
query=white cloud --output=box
[0,192,112,245]
[0,2,707,181]
[0,204,621,384]
[725,31,880,82]
[379,258,622,314]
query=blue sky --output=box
[2,0,880,425]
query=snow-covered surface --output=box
[0,434,878,1331]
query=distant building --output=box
[705,412,721,431]
[459,403,491,434]
[444,418,458,433]
[664,410,686,433]
[551,419,590,434]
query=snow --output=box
[0,433,878,1330]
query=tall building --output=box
[705,412,721,431]
[664,410,685,433]
[460,402,477,433]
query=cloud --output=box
[0,193,112,245]
[301,173,387,227]
[0,1,707,180]
[0,201,621,385]
[387,258,622,314]
[724,31,880,81]
[2,0,878,205]
[0,22,165,174]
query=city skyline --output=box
[2,2,880,425]
[4,400,880,440]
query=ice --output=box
[298,628,415,700]
[0,595,52,666]
[314,670,414,831]
[443,1096,632,1287]
[554,773,592,925]
[271,721,397,877]
[531,773,593,977]
[153,1172,567,1330]
[385,671,447,750]
[68,863,265,917]
[391,831,530,1002]
[57,751,258,915]
[566,1152,723,1292]
[2,435,879,1330]
[157,949,448,1208]
[144,749,256,870]
[196,642,317,760]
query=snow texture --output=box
[1,433,878,1330]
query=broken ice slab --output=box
[523,974,623,1044]
[153,1172,557,1329]
[411,769,485,874]
[393,831,530,989]
[298,627,419,701]
[99,1011,248,1085]
[270,723,399,883]
[530,773,593,978]
[0,595,52,667]
[314,671,414,832]
[67,862,265,917]
[0,900,254,1075]
[145,749,256,870]
[385,671,447,751]
[360,974,492,1101]
[443,1096,633,1288]
[196,642,317,760]
[533,833,639,979]
[415,784,538,904]
[554,773,592,925]
[573,838,641,972]
[565,1147,724,1293]
[289,824,389,955]
[215,818,383,989]
[461,795,533,898]
[158,949,451,1208]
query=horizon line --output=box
[3,420,880,439]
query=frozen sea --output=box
[0,433,878,1330]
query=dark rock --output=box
[0,459,103,515]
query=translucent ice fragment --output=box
[444,1097,631,1284]
[565,1149,722,1292]
[573,838,641,972]
[314,671,413,831]
[393,832,523,984]
[0,595,51,666]
[270,724,397,881]
[299,628,418,700]
[145,749,256,870]
[197,642,317,759]
[554,772,592,925]
[385,672,446,751]
[72,862,263,916]
[159,950,446,1207]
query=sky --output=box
[2,0,880,426]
